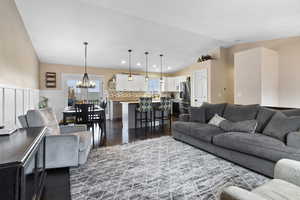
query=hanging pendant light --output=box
[76,42,95,88]
[160,54,164,83]
[145,52,149,81]
[128,49,133,81]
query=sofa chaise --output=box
[172,103,300,177]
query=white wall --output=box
[0,84,39,128]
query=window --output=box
[147,78,160,92]
[62,74,103,106]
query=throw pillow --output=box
[220,119,258,134]
[263,112,300,142]
[208,114,226,127]
[202,102,227,122]
[223,104,260,122]
[189,107,206,123]
[255,107,276,133]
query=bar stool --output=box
[154,97,172,129]
[135,97,153,130]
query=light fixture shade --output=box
[128,49,133,81]
[145,51,149,81]
[160,54,164,84]
[76,42,96,88]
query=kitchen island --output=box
[121,100,167,129]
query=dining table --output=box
[62,105,106,138]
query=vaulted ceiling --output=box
[15,0,300,72]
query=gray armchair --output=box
[18,108,92,169]
[221,159,300,200]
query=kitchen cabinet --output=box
[116,74,147,91]
[163,76,186,92]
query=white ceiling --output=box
[15,0,300,73]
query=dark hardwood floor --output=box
[42,119,173,200]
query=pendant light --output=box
[145,52,149,81]
[160,54,164,83]
[128,49,133,81]
[76,42,95,88]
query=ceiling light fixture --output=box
[128,49,133,81]
[137,62,141,66]
[152,64,157,68]
[121,60,126,64]
[160,54,164,83]
[76,42,96,88]
[167,66,171,70]
[145,52,149,81]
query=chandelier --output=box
[76,42,96,88]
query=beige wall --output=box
[0,0,39,89]
[226,36,300,107]
[40,63,166,90]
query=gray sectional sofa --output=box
[172,103,300,177]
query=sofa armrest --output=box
[287,131,300,149]
[220,186,266,200]
[179,114,191,122]
[274,159,300,187]
[60,125,87,134]
[45,134,80,169]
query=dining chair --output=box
[75,103,95,146]
[153,97,172,129]
[135,97,153,130]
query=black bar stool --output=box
[154,97,172,129]
[135,97,153,130]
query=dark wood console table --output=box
[0,127,47,200]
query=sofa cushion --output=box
[263,112,300,142]
[213,132,300,162]
[223,104,260,122]
[202,102,227,122]
[253,179,300,200]
[172,121,199,134]
[188,124,225,143]
[189,107,206,123]
[255,108,276,133]
[65,131,92,151]
[219,120,258,134]
[26,108,60,135]
[282,108,300,117]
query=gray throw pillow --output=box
[202,102,227,122]
[220,120,258,134]
[189,107,206,123]
[208,114,226,127]
[255,107,276,133]
[263,112,300,142]
[223,104,260,122]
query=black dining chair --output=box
[75,103,96,146]
[153,97,172,129]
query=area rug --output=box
[70,136,270,200]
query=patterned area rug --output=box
[70,136,270,200]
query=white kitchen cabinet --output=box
[116,74,146,91]
[163,76,186,92]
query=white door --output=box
[191,69,208,107]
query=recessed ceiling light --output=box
[167,66,171,70]
[152,64,157,68]
[121,60,126,64]
[137,62,141,66]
